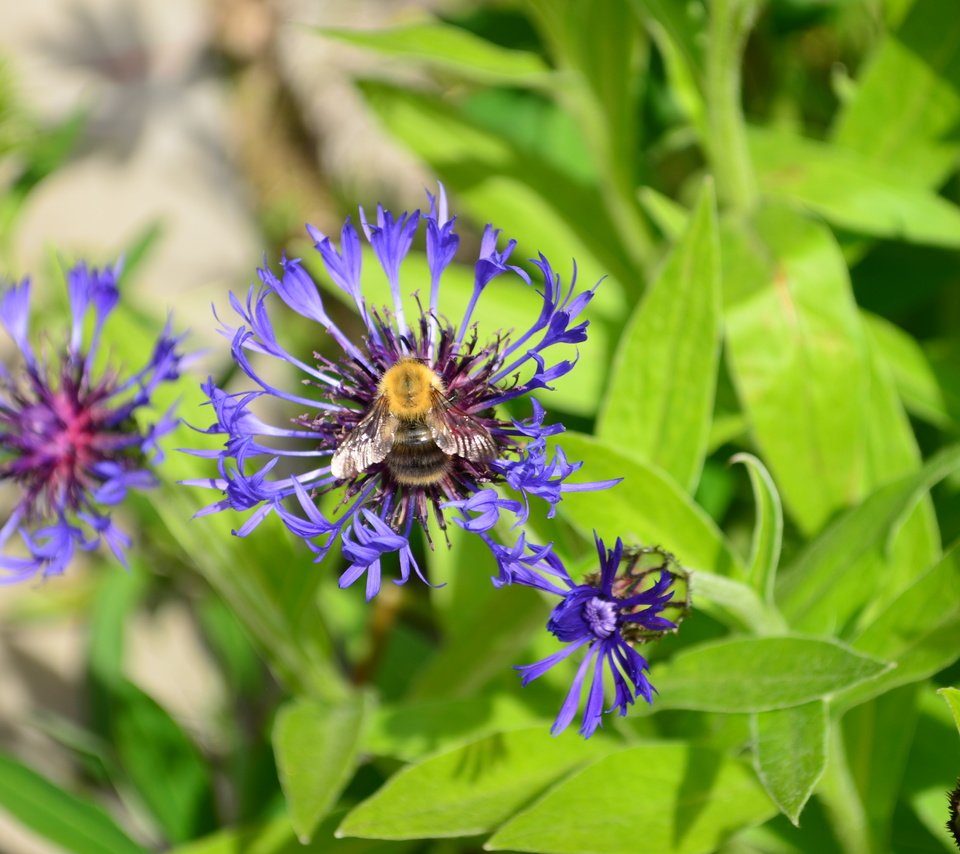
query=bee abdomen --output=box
[386,421,450,486]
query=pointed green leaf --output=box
[865,312,959,431]
[0,751,146,854]
[597,180,720,492]
[314,23,551,87]
[776,444,960,633]
[832,0,960,187]
[106,680,217,844]
[172,812,413,854]
[723,207,871,535]
[651,636,890,712]
[749,127,960,248]
[487,742,776,853]
[731,453,783,603]
[336,727,614,840]
[273,695,370,843]
[938,688,960,736]
[751,701,827,825]
[555,432,746,578]
[837,542,960,709]
[363,696,548,762]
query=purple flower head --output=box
[0,263,186,582]
[187,186,612,599]
[514,534,691,738]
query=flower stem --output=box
[706,0,759,213]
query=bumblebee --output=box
[330,358,497,486]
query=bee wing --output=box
[426,391,497,462]
[330,397,399,480]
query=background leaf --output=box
[650,636,889,712]
[486,742,776,854]
[751,701,827,825]
[731,453,783,604]
[273,694,371,843]
[336,727,615,840]
[0,751,146,854]
[597,179,720,492]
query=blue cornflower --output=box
[186,187,615,598]
[0,262,186,582]
[513,534,689,738]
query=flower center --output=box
[583,596,618,639]
[1,373,121,517]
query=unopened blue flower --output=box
[0,262,186,582]
[186,187,615,598]
[514,534,685,738]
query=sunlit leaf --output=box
[832,0,960,187]
[487,742,776,853]
[751,701,827,825]
[598,179,720,492]
[731,453,783,604]
[337,727,615,840]
[650,636,889,712]
[750,127,960,248]
[273,695,370,842]
[314,22,552,87]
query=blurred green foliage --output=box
[4,0,960,852]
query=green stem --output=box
[706,0,759,213]
[819,722,873,854]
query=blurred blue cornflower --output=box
[512,534,688,738]
[0,262,186,582]
[186,187,615,599]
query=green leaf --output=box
[749,127,960,248]
[751,701,827,825]
[731,453,783,604]
[273,694,371,843]
[843,685,922,848]
[363,695,548,762]
[555,432,746,578]
[650,636,890,712]
[524,0,655,268]
[836,542,960,709]
[938,687,960,736]
[359,80,637,299]
[410,584,547,700]
[172,812,413,854]
[336,727,615,840]
[775,444,960,633]
[486,742,776,853]
[597,179,720,492]
[723,206,871,535]
[832,0,960,187]
[0,751,146,854]
[107,680,217,844]
[314,22,552,86]
[631,0,706,131]
[865,312,960,431]
[636,185,688,240]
